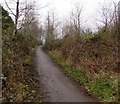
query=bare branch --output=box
[39,4,49,9]
[4,0,15,16]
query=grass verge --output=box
[48,50,119,102]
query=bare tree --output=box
[5,0,20,35]
[62,20,74,38]
[4,0,40,36]
[118,1,120,39]
[45,11,59,42]
[97,1,120,35]
[110,2,119,35]
[15,0,19,35]
[118,1,120,31]
[43,10,60,49]
[20,3,41,40]
[70,2,84,37]
[97,2,115,33]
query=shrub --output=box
[44,39,63,51]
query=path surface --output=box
[36,46,94,102]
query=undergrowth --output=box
[2,33,41,102]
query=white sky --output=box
[0,0,120,31]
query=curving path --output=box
[36,46,94,102]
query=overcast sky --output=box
[0,0,120,31]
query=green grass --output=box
[48,50,119,102]
[86,72,118,102]
[48,51,87,84]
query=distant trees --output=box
[44,11,60,49]
[45,12,55,43]
[62,22,74,37]
[61,2,85,38]
[44,12,56,49]
[71,2,84,36]
[117,1,120,38]
[118,1,120,34]
[97,1,119,35]
[98,2,113,32]
[20,2,40,38]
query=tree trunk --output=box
[14,0,19,35]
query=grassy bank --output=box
[2,33,42,102]
[48,50,118,102]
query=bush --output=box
[44,39,63,51]
[2,32,40,102]
[45,30,118,102]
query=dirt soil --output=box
[34,46,98,102]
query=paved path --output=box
[36,46,94,102]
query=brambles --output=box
[2,6,41,102]
[2,33,40,102]
[48,47,118,102]
[45,30,119,102]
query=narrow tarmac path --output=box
[36,46,94,102]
